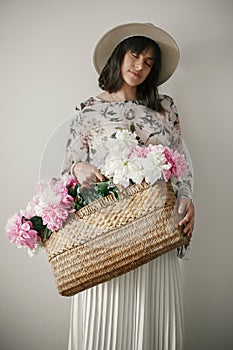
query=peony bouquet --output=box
[100,129,187,187]
[5,129,187,256]
[5,176,117,256]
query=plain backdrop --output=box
[1,0,233,349]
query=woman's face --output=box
[120,48,154,88]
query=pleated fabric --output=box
[68,250,184,350]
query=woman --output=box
[62,23,195,350]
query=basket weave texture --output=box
[43,181,189,296]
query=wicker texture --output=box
[43,181,189,296]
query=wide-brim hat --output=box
[93,22,180,86]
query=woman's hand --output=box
[178,198,195,238]
[73,162,105,187]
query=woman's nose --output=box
[135,59,143,70]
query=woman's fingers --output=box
[178,198,195,238]
[178,198,187,215]
[85,169,105,184]
[73,162,105,185]
[94,169,105,182]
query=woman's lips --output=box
[129,70,141,79]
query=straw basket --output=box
[43,180,189,296]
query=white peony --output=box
[101,130,176,187]
[135,156,162,185]
[102,156,144,187]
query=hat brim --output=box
[93,23,180,86]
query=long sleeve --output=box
[61,110,89,176]
[161,95,194,201]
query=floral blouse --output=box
[62,94,193,201]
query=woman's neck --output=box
[98,86,137,102]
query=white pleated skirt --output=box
[68,250,184,350]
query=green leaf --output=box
[30,216,52,240]
[43,227,52,240]
[30,216,44,233]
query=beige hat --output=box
[93,22,180,86]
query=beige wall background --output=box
[1,0,233,349]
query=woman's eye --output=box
[131,52,139,58]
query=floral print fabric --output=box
[62,95,193,200]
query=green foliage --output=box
[67,184,79,198]
[73,180,118,209]
[30,216,44,233]
[30,216,52,240]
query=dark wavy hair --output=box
[98,36,163,112]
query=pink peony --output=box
[65,175,79,189]
[6,213,39,250]
[5,175,79,256]
[36,177,74,211]
[163,147,187,180]
[56,183,74,208]
[41,204,69,231]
